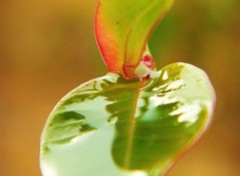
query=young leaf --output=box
[95,0,175,77]
[40,63,215,176]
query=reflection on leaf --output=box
[109,63,213,173]
[40,63,215,176]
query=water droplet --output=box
[162,71,168,80]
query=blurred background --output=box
[0,0,239,175]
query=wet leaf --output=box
[95,0,175,76]
[40,63,215,176]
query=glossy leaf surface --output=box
[95,0,175,75]
[40,63,215,176]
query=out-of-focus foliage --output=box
[0,0,239,176]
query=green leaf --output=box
[95,0,175,77]
[40,63,215,176]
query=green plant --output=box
[40,0,215,176]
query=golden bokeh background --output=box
[0,0,239,175]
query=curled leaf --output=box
[95,0,175,78]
